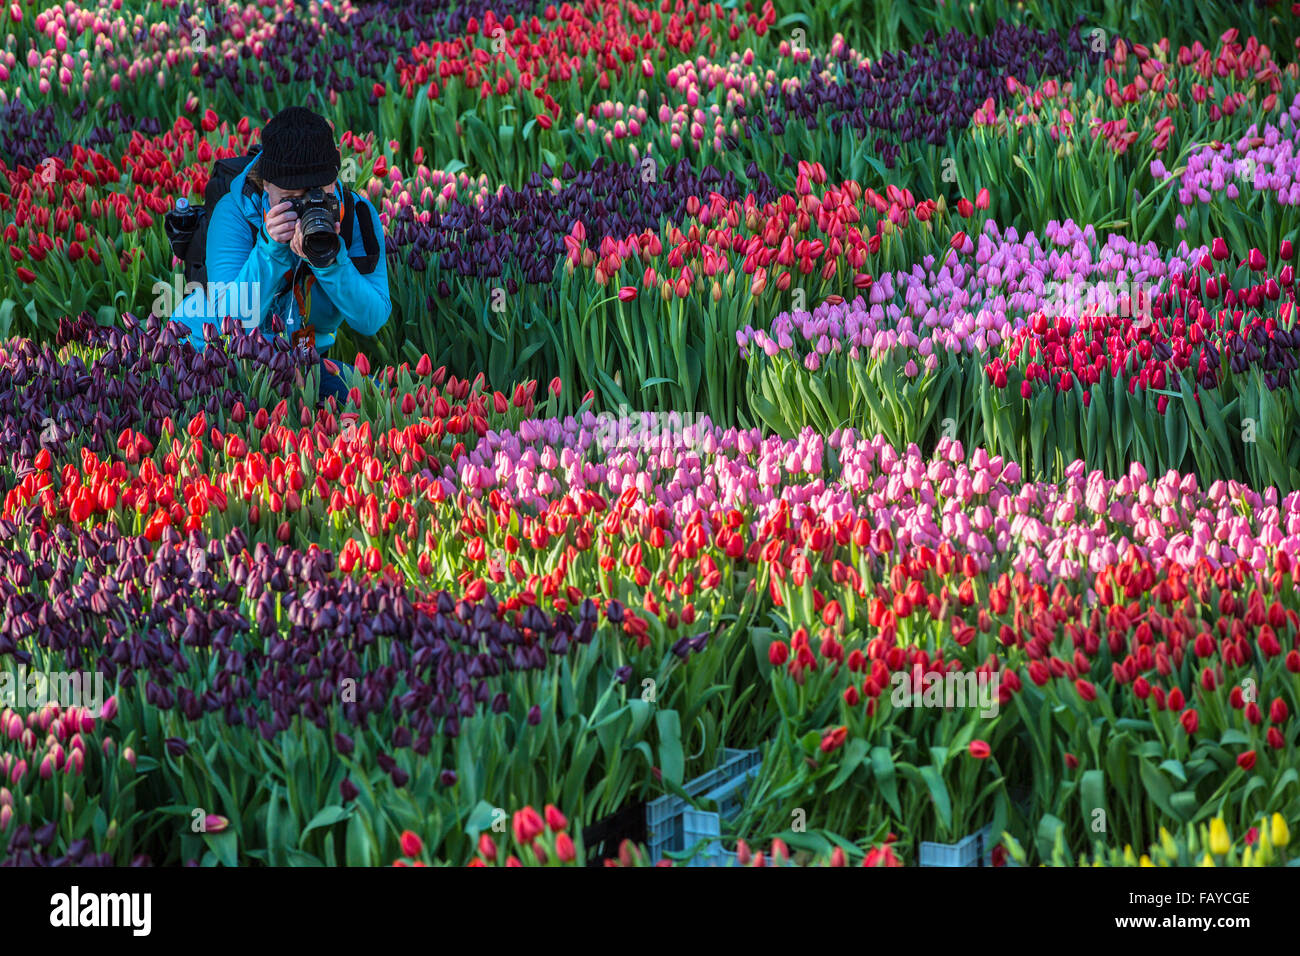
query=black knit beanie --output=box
[258,107,341,189]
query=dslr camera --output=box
[288,188,342,267]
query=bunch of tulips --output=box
[5,0,1300,869]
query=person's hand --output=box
[264,200,298,244]
[288,218,342,262]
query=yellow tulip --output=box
[1271,813,1290,848]
[1242,846,1254,867]
[1139,854,1154,867]
[1209,818,1231,856]
[1160,827,1177,858]
[1200,853,1215,867]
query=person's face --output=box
[264,180,338,208]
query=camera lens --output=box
[300,209,337,266]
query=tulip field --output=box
[5,0,1300,873]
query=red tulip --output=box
[1075,679,1096,701]
[1282,239,1294,261]
[1211,237,1229,260]
[618,285,638,302]
[820,726,848,753]
[16,266,35,283]
[969,740,991,759]
[555,831,576,862]
[512,807,545,845]
[1267,727,1285,750]
[1247,248,1266,271]
[1237,751,1256,771]
[400,830,423,857]
[544,804,567,832]
[975,187,990,209]
[1271,698,1289,724]
[957,197,974,217]
[1180,709,1198,735]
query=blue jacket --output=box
[172,157,390,352]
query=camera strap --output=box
[293,269,317,324]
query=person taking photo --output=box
[169,106,389,403]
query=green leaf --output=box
[1138,759,1177,819]
[1169,791,1199,823]
[464,800,500,842]
[1080,770,1106,825]
[656,710,685,787]
[827,738,869,792]
[1035,814,1067,863]
[917,764,953,834]
[301,805,351,840]
[202,829,239,868]
[1158,759,1188,785]
[346,813,375,866]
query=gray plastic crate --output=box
[918,823,994,867]
[647,748,760,863]
[680,809,725,867]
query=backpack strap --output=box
[241,147,264,200]
[341,190,381,275]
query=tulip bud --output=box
[512,807,545,845]
[555,831,577,863]
[400,830,423,858]
[1271,813,1290,847]
[1208,818,1231,855]
[770,838,789,864]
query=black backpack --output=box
[164,145,381,287]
